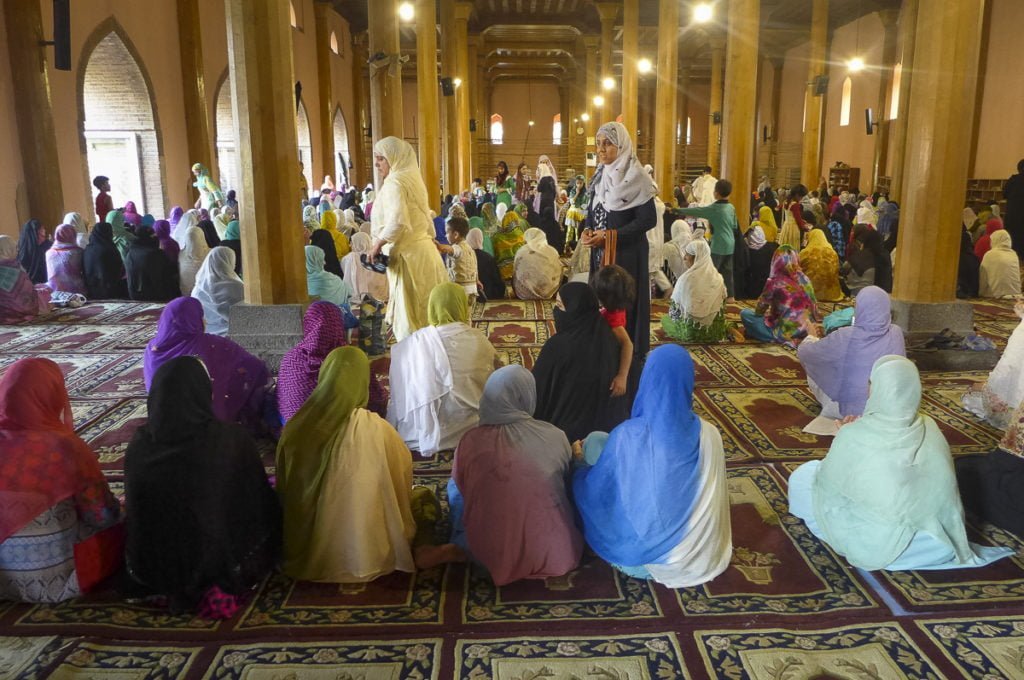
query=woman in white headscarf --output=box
[63,212,89,249]
[366,137,448,341]
[172,209,200,247]
[664,220,694,279]
[979,230,1021,298]
[512,227,562,300]
[661,239,728,342]
[191,246,244,336]
[177,226,209,296]
[341,232,389,302]
[580,121,658,368]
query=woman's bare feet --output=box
[414,543,467,569]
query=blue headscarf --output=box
[572,344,703,566]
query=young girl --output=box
[593,265,636,397]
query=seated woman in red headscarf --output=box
[0,358,122,603]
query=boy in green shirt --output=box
[676,179,738,300]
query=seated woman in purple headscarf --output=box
[45,224,87,295]
[143,297,270,429]
[797,286,905,419]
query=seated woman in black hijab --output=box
[310,229,344,278]
[124,356,281,615]
[18,219,51,284]
[532,282,628,442]
[197,219,221,249]
[124,226,179,302]
[83,222,129,299]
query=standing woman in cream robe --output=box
[367,137,448,341]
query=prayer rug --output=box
[75,398,148,478]
[4,594,225,635]
[693,622,944,679]
[703,344,806,386]
[918,614,1024,679]
[672,466,879,618]
[475,321,554,346]
[39,640,203,679]
[680,346,740,387]
[471,300,553,321]
[204,639,443,680]
[0,635,66,679]
[453,633,692,680]
[14,324,144,353]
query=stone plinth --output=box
[892,299,994,372]
[228,303,304,373]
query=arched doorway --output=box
[333,106,351,189]
[80,27,164,216]
[214,73,240,195]
[296,100,313,194]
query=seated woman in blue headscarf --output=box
[789,355,1013,571]
[572,344,732,587]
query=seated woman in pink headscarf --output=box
[0,235,49,324]
[144,296,269,429]
[45,224,87,295]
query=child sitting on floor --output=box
[593,265,635,397]
[436,217,479,305]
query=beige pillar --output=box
[583,35,601,169]
[313,1,335,184]
[224,0,305,304]
[870,9,900,192]
[720,0,760,229]
[441,0,456,194]
[559,82,571,157]
[892,0,985,306]
[368,0,404,161]
[677,65,690,173]
[888,0,919,203]
[3,0,63,227]
[620,0,639,137]
[652,0,678,203]
[800,0,828,189]
[350,32,370,186]
[595,3,618,87]
[707,38,725,174]
[416,0,441,212]
[176,0,215,186]
[468,35,482,183]
[768,56,784,141]
[454,3,473,191]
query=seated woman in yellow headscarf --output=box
[799,229,844,301]
[753,205,778,242]
[276,346,416,583]
[320,209,350,259]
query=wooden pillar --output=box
[468,35,482,183]
[224,0,305,304]
[368,0,404,163]
[768,56,783,141]
[676,64,690,175]
[652,0,678,203]
[176,0,215,186]
[721,0,759,228]
[870,9,900,192]
[888,0,918,203]
[441,0,456,195]
[620,0,639,137]
[595,3,618,88]
[559,82,571,164]
[416,0,441,212]
[707,38,725,175]
[583,35,601,169]
[349,32,370,186]
[800,0,828,189]
[453,2,473,191]
[313,1,335,185]
[892,0,985,305]
[3,0,63,227]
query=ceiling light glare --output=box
[398,2,414,21]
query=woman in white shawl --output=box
[191,246,244,336]
[664,219,694,279]
[979,230,1021,298]
[341,232,389,302]
[172,209,200,247]
[306,245,354,308]
[963,300,1024,429]
[177,226,209,296]
[661,239,729,342]
[366,137,448,341]
[63,211,89,249]
[512,227,562,300]
[388,282,497,457]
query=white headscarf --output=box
[590,122,657,212]
[664,220,694,277]
[536,155,558,185]
[178,226,210,296]
[671,239,726,328]
[370,136,433,241]
[856,207,875,225]
[172,209,200,246]
[191,246,244,336]
[350,231,372,253]
[963,207,978,230]
[520,227,550,255]
[64,211,89,249]
[991,203,1002,219]
[495,203,508,222]
[466,228,484,250]
[745,225,767,251]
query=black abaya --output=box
[83,223,129,300]
[124,233,180,302]
[475,248,505,300]
[17,220,51,284]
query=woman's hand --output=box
[609,374,627,397]
[581,229,605,248]
[571,440,584,461]
[369,238,386,260]
[838,414,859,428]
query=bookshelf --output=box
[966,178,1007,212]
[828,166,861,193]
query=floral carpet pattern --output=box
[1,297,1023,678]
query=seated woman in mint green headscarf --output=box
[789,355,1014,572]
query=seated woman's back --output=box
[513,227,562,300]
[0,235,50,323]
[277,347,416,583]
[125,356,281,608]
[46,224,87,295]
[799,229,842,302]
[125,227,180,302]
[191,246,244,336]
[980,230,1022,298]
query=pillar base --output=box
[892,299,997,372]
[228,303,305,373]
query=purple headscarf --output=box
[167,206,184,228]
[276,302,347,422]
[797,286,906,416]
[144,297,270,424]
[123,201,143,226]
[45,225,86,295]
[152,220,180,263]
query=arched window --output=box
[490,114,503,145]
[214,74,239,195]
[839,76,852,127]
[889,62,902,120]
[333,106,351,188]
[290,1,298,28]
[552,114,562,145]
[330,31,339,55]
[81,29,164,216]
[296,100,313,192]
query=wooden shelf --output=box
[828,166,861,193]
[966,178,1007,212]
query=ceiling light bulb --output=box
[693,3,713,23]
[637,58,653,74]
[453,77,463,87]
[581,113,590,122]
[602,77,615,91]
[398,2,414,21]
[528,120,535,126]
[847,57,865,72]
[593,95,605,107]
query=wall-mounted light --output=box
[593,95,605,107]
[528,120,535,127]
[637,58,653,74]
[847,57,865,72]
[581,112,591,122]
[453,77,463,87]
[693,3,713,23]
[398,2,414,21]
[601,77,615,91]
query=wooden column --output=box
[870,9,900,192]
[224,0,305,304]
[800,0,828,188]
[677,65,690,175]
[176,0,215,185]
[595,3,618,88]
[620,0,639,136]
[721,0,759,228]
[441,0,456,194]
[559,82,571,160]
[583,35,601,166]
[892,0,985,305]
[313,1,335,185]
[349,32,370,186]
[768,56,783,141]
[416,0,441,212]
[3,0,63,227]
[468,35,482,182]
[454,2,473,191]
[888,0,918,203]
[652,0,678,203]
[707,38,725,174]
[368,0,404,160]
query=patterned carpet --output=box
[1,297,1023,678]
